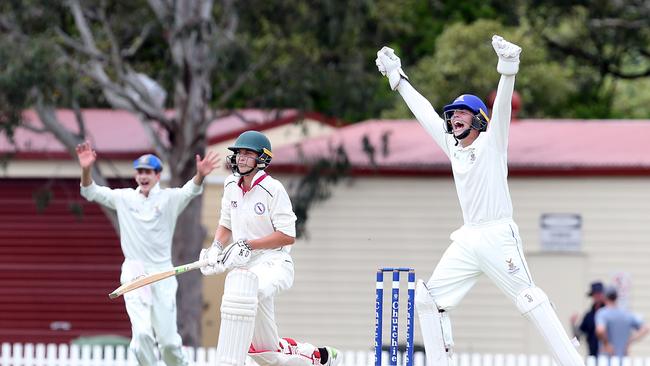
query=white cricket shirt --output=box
[397,75,516,225]
[219,170,297,259]
[80,179,203,266]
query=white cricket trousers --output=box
[121,262,188,366]
[427,218,533,309]
[245,252,295,352]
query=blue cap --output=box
[587,281,604,296]
[133,154,163,172]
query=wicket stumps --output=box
[374,267,415,366]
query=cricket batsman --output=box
[199,130,340,366]
[375,35,585,366]
[76,141,220,365]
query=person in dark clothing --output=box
[571,281,606,356]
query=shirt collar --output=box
[135,182,161,197]
[453,133,483,151]
[238,171,269,194]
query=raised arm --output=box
[485,35,521,151]
[76,141,96,187]
[375,47,450,156]
[76,141,118,209]
[169,150,221,215]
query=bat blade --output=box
[109,270,174,299]
[108,259,211,299]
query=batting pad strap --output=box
[515,286,547,315]
[221,295,258,317]
[440,311,454,355]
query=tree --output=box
[381,20,576,119]
[525,0,650,117]
[0,0,244,346]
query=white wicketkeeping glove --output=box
[199,240,226,276]
[375,46,409,90]
[220,239,252,270]
[492,35,522,76]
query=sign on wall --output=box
[540,213,582,252]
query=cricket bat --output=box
[109,258,215,299]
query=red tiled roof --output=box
[1,109,337,159]
[269,119,650,176]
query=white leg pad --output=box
[516,287,585,366]
[414,280,451,366]
[216,269,259,366]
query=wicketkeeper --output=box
[375,35,585,366]
[199,130,340,366]
[76,141,219,366]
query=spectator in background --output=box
[595,286,649,358]
[571,281,606,357]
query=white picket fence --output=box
[2,343,650,366]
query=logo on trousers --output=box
[506,258,520,274]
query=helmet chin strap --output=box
[453,128,472,146]
[234,166,256,177]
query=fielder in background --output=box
[76,141,220,366]
[595,286,649,358]
[571,281,606,357]
[376,35,585,366]
[199,130,340,366]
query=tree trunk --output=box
[173,195,206,347]
[169,143,208,347]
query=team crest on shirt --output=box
[453,148,477,163]
[506,258,520,274]
[231,201,238,208]
[254,202,266,215]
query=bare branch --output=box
[214,52,271,109]
[71,99,87,138]
[122,22,155,58]
[590,18,649,29]
[215,0,237,50]
[147,0,172,23]
[55,27,107,61]
[33,92,81,155]
[67,0,100,54]
[97,1,125,78]
[20,123,49,134]
[56,35,174,130]
[139,118,171,162]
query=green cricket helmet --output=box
[227,131,273,176]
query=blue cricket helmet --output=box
[442,94,490,133]
[133,154,163,172]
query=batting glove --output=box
[199,240,226,276]
[375,46,409,90]
[492,35,522,76]
[220,239,252,269]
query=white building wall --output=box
[271,176,650,357]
